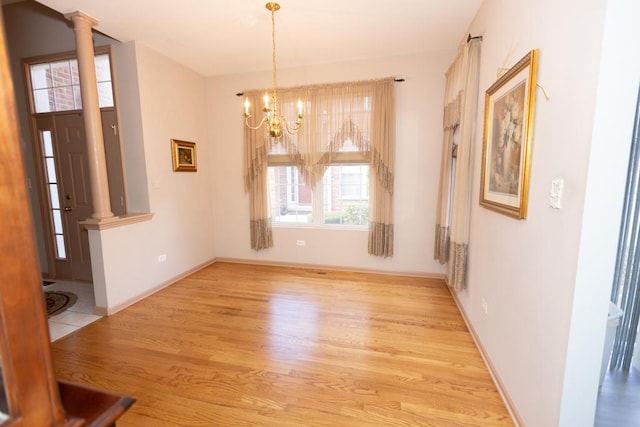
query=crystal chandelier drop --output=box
[243,2,303,138]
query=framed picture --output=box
[171,139,197,172]
[480,49,539,219]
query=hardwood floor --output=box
[51,262,513,426]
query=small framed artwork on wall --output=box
[171,139,197,172]
[480,49,539,219]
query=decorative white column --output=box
[65,11,114,220]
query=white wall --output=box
[456,0,640,426]
[111,41,149,213]
[559,0,640,424]
[93,42,214,310]
[207,52,453,275]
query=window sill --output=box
[272,223,368,231]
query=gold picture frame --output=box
[171,139,197,172]
[480,49,539,219]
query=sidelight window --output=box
[40,130,66,260]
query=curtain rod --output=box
[235,77,405,97]
[467,34,483,43]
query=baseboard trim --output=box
[448,289,524,427]
[94,258,216,316]
[212,257,445,280]
[95,257,442,316]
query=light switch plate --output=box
[549,179,564,209]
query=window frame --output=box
[268,151,370,229]
[22,45,114,115]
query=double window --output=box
[243,77,395,254]
[265,95,373,228]
[267,162,369,227]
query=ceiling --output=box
[32,0,482,77]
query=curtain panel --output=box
[243,106,273,250]
[434,39,482,290]
[243,78,396,255]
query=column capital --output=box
[64,11,99,28]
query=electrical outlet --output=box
[481,298,488,315]
[158,254,167,262]
[296,240,305,247]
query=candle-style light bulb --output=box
[297,99,303,116]
[264,93,270,109]
[244,98,250,116]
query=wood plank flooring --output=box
[51,262,513,426]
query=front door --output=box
[35,112,93,281]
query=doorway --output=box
[33,109,125,281]
[594,86,640,426]
[24,47,126,282]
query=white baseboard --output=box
[213,257,446,280]
[94,258,216,316]
[448,289,524,427]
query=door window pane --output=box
[45,158,57,183]
[52,210,63,234]
[30,63,52,89]
[50,61,73,87]
[55,235,66,259]
[48,184,60,209]
[33,88,52,113]
[42,128,54,156]
[41,130,67,260]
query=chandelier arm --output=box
[281,116,302,134]
[245,115,269,131]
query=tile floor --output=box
[44,281,102,341]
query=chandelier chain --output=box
[243,2,303,138]
[271,6,277,107]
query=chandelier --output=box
[243,2,303,138]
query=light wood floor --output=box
[51,262,513,426]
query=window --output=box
[265,90,372,227]
[268,162,369,227]
[29,53,113,113]
[268,138,370,227]
[244,77,395,253]
[40,129,66,259]
[268,166,313,224]
[323,164,369,225]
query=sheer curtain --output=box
[434,38,482,289]
[243,91,273,250]
[610,86,640,370]
[243,78,396,255]
[368,80,395,257]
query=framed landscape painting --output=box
[171,139,197,172]
[480,49,538,219]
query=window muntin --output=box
[29,53,114,113]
